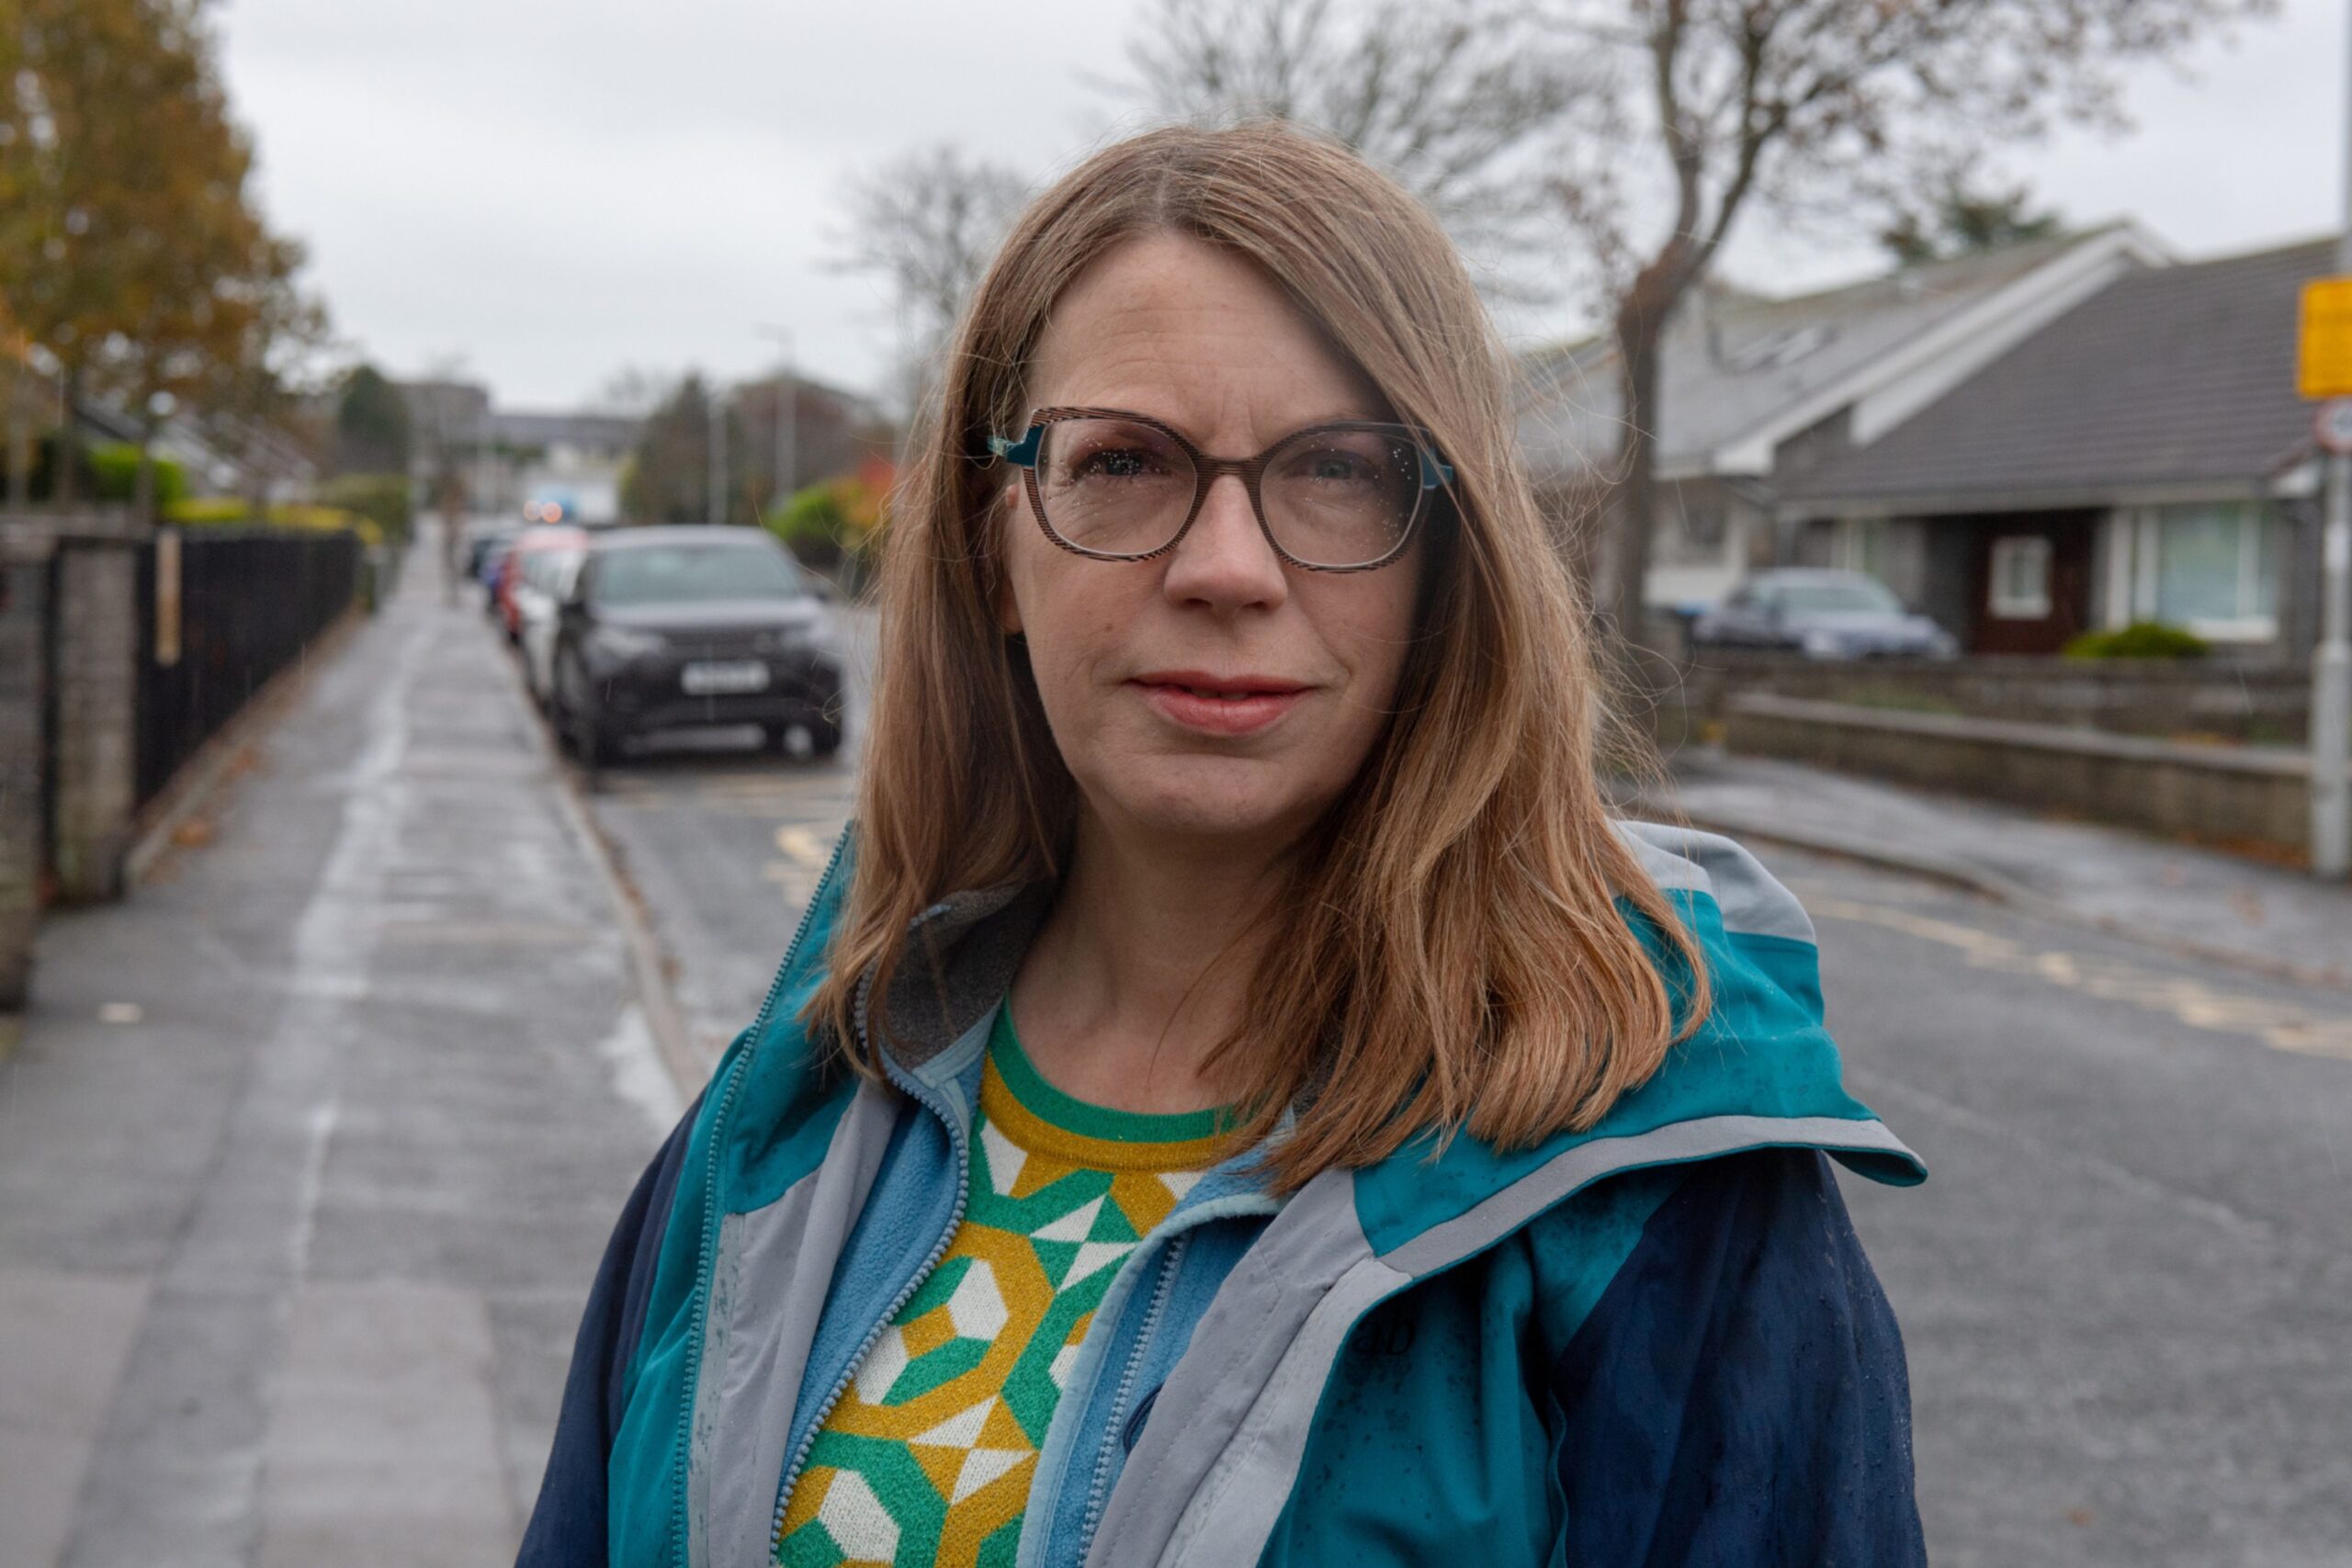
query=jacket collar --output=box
[751,826,1922,1264]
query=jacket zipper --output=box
[767,904,972,1557]
[1073,1232,1188,1562]
[667,829,849,1568]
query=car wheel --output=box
[767,716,844,760]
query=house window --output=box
[2128,502,2278,640]
[1831,516,1890,581]
[1988,536,2052,619]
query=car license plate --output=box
[680,660,769,695]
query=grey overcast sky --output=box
[217,0,2346,411]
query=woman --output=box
[522,121,1927,1568]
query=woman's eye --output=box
[1297,448,1377,484]
[1077,447,1157,479]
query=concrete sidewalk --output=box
[0,528,672,1567]
[1638,748,2352,993]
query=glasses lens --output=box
[1261,427,1426,568]
[1035,418,1195,557]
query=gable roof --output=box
[1781,236,2336,515]
[1516,224,2164,486]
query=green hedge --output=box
[317,472,413,547]
[88,442,190,508]
[2061,621,2210,660]
[164,496,385,549]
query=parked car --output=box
[1690,569,1959,660]
[495,525,587,643]
[468,524,523,593]
[551,526,846,763]
[514,533,589,708]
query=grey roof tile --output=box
[1783,236,2336,509]
[1516,231,2104,480]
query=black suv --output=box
[552,526,847,762]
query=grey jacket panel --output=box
[1082,1171,1375,1568]
[1614,818,1819,944]
[692,1079,899,1568]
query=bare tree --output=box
[833,146,1029,415]
[1112,0,1586,273]
[1108,0,2277,664]
[1544,0,2277,656]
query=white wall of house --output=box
[2095,500,2286,645]
[1643,480,1767,609]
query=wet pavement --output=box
[1645,745,2352,992]
[0,542,672,1566]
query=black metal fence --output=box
[135,529,361,807]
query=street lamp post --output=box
[756,324,796,519]
[707,385,729,528]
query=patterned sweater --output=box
[777,1006,1225,1567]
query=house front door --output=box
[1965,511,2096,654]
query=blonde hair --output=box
[808,121,1708,1191]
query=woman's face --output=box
[998,233,1425,857]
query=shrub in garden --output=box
[164,497,384,549]
[2061,621,2210,660]
[317,472,413,547]
[764,467,889,592]
[88,442,190,509]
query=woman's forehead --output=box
[1025,235,1387,432]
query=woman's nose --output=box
[1160,472,1287,613]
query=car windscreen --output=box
[589,542,805,607]
[1778,581,1901,615]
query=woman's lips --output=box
[1130,675,1307,737]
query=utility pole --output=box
[2316,3,2352,878]
[707,383,729,528]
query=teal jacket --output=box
[520,821,1928,1566]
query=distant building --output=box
[1778,236,2332,656]
[1516,225,2167,615]
[391,379,641,524]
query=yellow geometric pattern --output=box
[775,1010,1221,1567]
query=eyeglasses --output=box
[988,406,1453,572]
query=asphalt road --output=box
[572,608,868,1074]
[1785,849,2352,1568]
[580,615,2352,1565]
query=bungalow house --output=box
[1515,223,2169,611]
[1775,236,2334,656]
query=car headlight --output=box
[589,626,668,660]
[1800,628,1846,658]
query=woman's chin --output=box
[1093,770,1328,852]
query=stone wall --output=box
[1724,694,2312,855]
[1661,652,2313,749]
[50,542,141,903]
[0,534,49,1009]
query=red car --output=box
[495,525,588,641]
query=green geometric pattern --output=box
[775,1009,1222,1567]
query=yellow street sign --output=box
[2299,277,2352,399]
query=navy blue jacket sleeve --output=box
[1548,1148,1925,1567]
[517,1094,700,1567]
